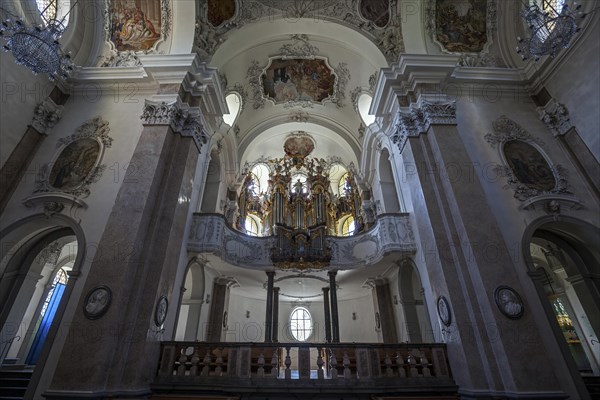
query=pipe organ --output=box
[237,149,363,270]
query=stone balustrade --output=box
[153,341,457,396]
[187,213,417,269]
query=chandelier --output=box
[0,8,75,81]
[516,1,584,61]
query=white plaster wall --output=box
[0,86,156,398]
[226,292,266,342]
[338,294,379,343]
[0,52,55,168]
[544,16,600,162]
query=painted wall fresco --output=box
[49,138,100,191]
[360,0,390,27]
[435,0,487,52]
[503,140,556,192]
[208,0,236,27]
[261,58,335,104]
[109,0,161,51]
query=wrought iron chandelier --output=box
[516,0,585,61]
[0,1,76,81]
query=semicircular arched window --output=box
[290,307,312,342]
[357,93,375,126]
[223,93,242,127]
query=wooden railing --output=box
[155,342,455,393]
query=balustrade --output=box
[156,341,453,386]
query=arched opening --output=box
[378,148,400,213]
[200,150,222,212]
[397,259,432,343]
[0,216,86,400]
[175,260,206,341]
[525,218,600,385]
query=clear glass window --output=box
[341,216,355,236]
[289,307,312,342]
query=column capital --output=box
[538,98,573,137]
[266,270,276,278]
[418,98,457,130]
[327,270,337,278]
[273,286,280,292]
[362,276,387,290]
[30,97,64,135]
[140,97,208,153]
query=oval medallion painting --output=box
[49,138,100,191]
[503,140,556,192]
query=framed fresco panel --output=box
[109,0,162,51]
[35,117,113,199]
[261,58,336,105]
[429,0,494,53]
[503,140,556,192]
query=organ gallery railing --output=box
[188,213,417,269]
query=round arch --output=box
[522,216,600,393]
[0,213,86,397]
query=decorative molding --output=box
[420,100,457,129]
[58,117,113,148]
[486,115,571,201]
[278,34,319,58]
[426,0,498,65]
[246,60,266,110]
[101,0,172,66]
[368,72,378,92]
[457,53,499,67]
[100,50,142,68]
[494,285,524,319]
[188,213,416,269]
[246,50,350,109]
[289,110,310,123]
[34,117,112,199]
[194,0,404,63]
[140,99,208,153]
[350,86,362,110]
[30,98,64,134]
[484,115,544,148]
[537,99,573,137]
[494,164,571,202]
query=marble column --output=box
[264,271,275,342]
[400,96,564,397]
[328,271,340,343]
[206,277,236,342]
[0,90,66,215]
[45,97,209,398]
[272,287,280,342]
[365,278,398,344]
[322,287,332,343]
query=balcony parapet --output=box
[188,213,417,269]
[153,341,456,396]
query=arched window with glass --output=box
[26,268,68,364]
[289,307,312,342]
[339,215,356,237]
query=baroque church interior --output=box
[0,0,599,399]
